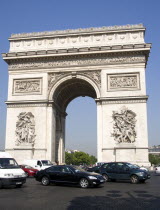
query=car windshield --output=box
[0,158,20,169]
[71,166,86,172]
[23,165,34,169]
[126,163,139,169]
[41,160,52,166]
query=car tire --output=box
[16,184,22,188]
[130,175,139,184]
[41,176,50,186]
[102,174,109,182]
[79,178,89,188]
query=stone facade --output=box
[3,24,151,166]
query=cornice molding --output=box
[5,51,148,71]
[2,43,151,61]
[10,24,145,40]
[96,96,148,105]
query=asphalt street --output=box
[0,172,160,210]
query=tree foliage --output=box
[65,151,97,165]
[149,154,160,165]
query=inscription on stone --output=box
[108,73,139,91]
[13,78,42,95]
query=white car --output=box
[155,165,160,174]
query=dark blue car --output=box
[100,162,150,184]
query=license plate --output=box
[100,180,104,182]
[16,182,22,185]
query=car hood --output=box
[76,171,100,176]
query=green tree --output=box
[149,154,160,165]
[65,151,97,165]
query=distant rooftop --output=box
[10,24,145,39]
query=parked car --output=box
[100,162,151,184]
[23,159,53,170]
[155,165,160,174]
[35,165,105,188]
[0,152,26,188]
[87,166,101,173]
[20,165,38,177]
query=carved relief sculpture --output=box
[111,106,137,143]
[108,74,139,91]
[48,71,101,91]
[15,112,36,146]
[13,78,42,95]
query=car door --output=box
[116,163,130,180]
[58,166,76,183]
[104,163,117,179]
[46,166,61,182]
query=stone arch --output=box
[48,73,100,163]
[48,73,100,104]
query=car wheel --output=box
[16,184,22,188]
[102,174,109,182]
[131,175,139,184]
[41,176,50,186]
[79,178,89,188]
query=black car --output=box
[87,166,101,173]
[100,162,151,184]
[35,165,105,188]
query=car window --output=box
[101,163,108,169]
[116,163,125,170]
[46,166,61,172]
[37,161,42,166]
[106,163,116,170]
[60,166,71,173]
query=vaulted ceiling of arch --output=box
[53,78,97,112]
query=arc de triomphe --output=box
[2,24,151,165]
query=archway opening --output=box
[66,96,97,157]
[52,77,98,163]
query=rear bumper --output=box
[0,178,26,186]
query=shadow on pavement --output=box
[67,190,160,210]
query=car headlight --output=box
[137,172,144,176]
[88,176,97,180]
[22,172,26,177]
[4,173,14,178]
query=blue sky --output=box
[0,0,160,156]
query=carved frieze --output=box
[13,78,42,95]
[111,106,137,143]
[48,70,101,90]
[108,73,140,91]
[82,71,101,86]
[9,54,145,70]
[48,73,67,90]
[15,112,36,146]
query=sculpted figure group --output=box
[112,106,137,143]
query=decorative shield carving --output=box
[111,106,137,143]
[15,112,36,146]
